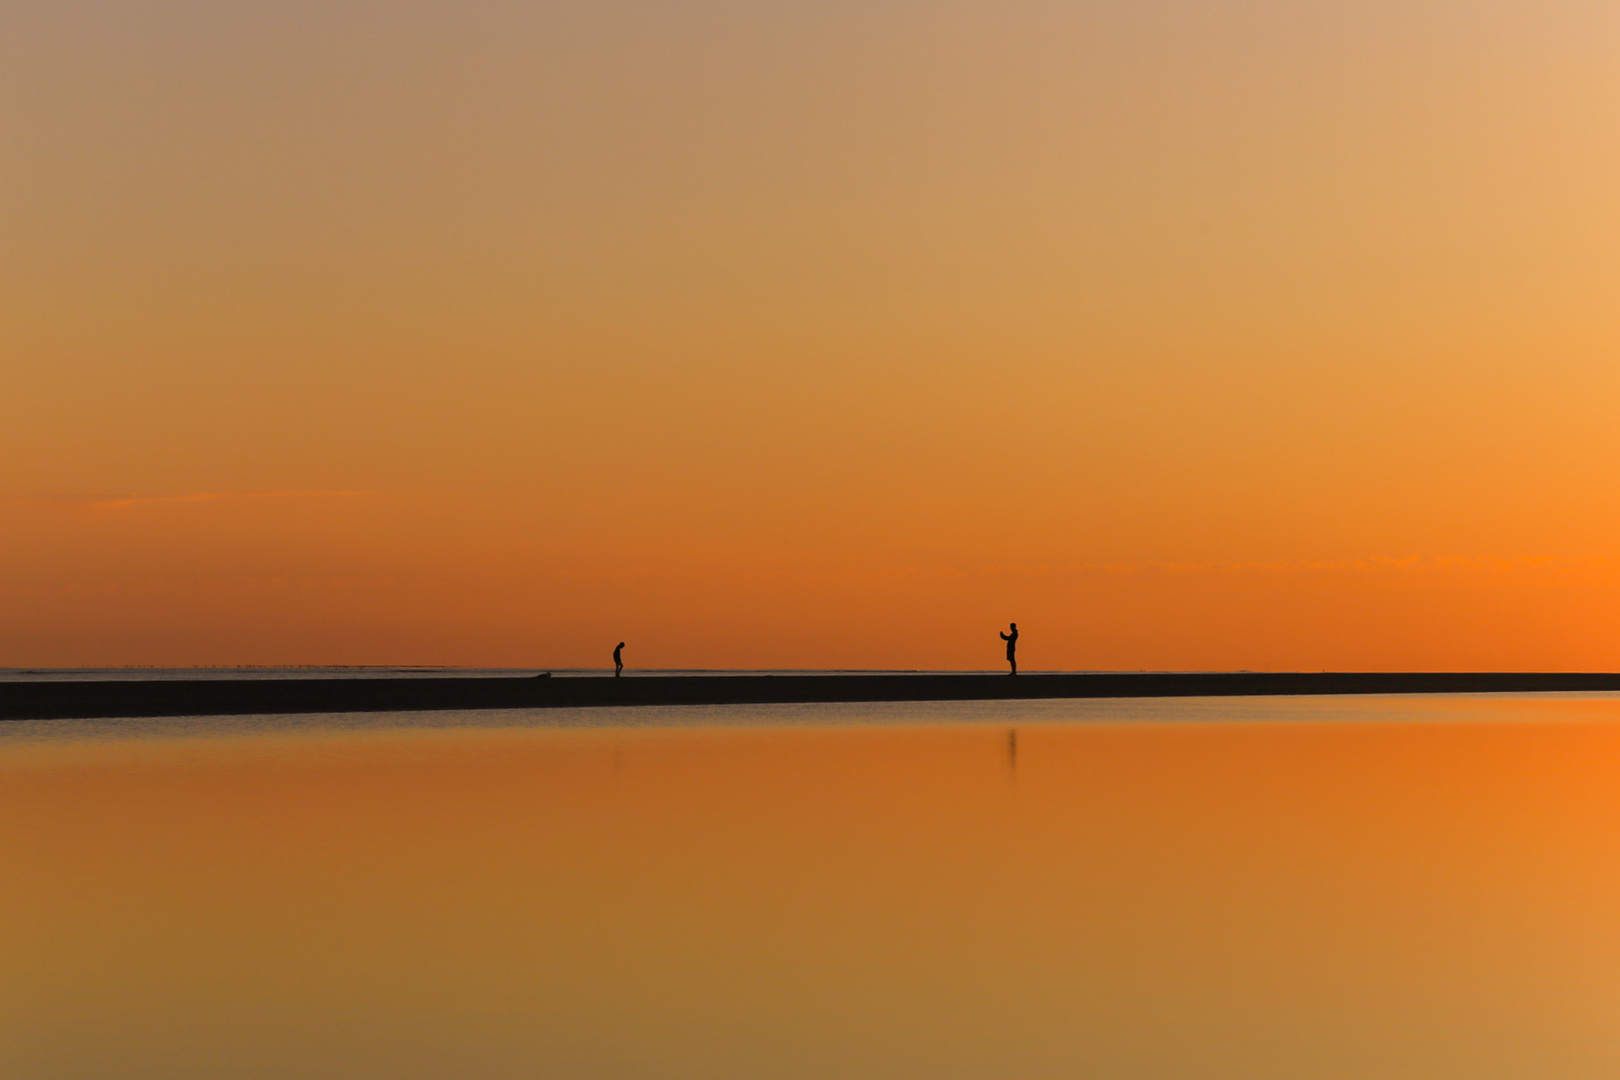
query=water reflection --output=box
[6,694,1620,1079]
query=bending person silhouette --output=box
[613,642,625,678]
[1000,622,1019,675]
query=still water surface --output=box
[5,694,1620,1078]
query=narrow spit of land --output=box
[5,672,1620,722]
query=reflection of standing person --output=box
[999,623,1019,675]
[613,642,625,678]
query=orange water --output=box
[6,695,1620,1078]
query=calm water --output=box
[6,694,1620,1079]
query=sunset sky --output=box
[4,0,1618,669]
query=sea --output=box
[5,686,1620,1079]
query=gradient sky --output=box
[4,0,1618,669]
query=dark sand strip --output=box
[5,672,1620,721]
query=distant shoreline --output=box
[5,672,1620,722]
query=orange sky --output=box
[3,0,1618,668]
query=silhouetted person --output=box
[1000,622,1019,675]
[613,642,625,678]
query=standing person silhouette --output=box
[1000,622,1019,675]
[613,642,625,678]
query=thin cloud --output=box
[59,491,375,510]
[993,556,1620,576]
